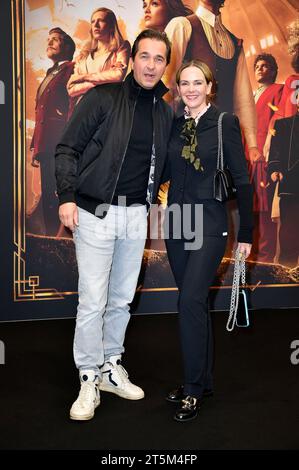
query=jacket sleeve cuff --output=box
[58,192,76,205]
[267,161,281,176]
[237,228,253,244]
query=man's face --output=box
[47,32,65,61]
[132,38,167,89]
[254,60,274,85]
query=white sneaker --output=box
[70,370,101,421]
[99,355,144,400]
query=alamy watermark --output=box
[0,80,5,104]
[290,340,299,365]
[290,79,299,105]
[94,197,204,250]
[0,340,5,364]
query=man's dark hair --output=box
[254,53,278,82]
[49,27,75,61]
[131,29,171,65]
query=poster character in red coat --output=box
[30,27,75,236]
[250,53,283,262]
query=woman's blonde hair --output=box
[176,59,216,102]
[79,7,125,59]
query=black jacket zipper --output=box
[108,87,143,206]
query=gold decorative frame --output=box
[12,0,64,301]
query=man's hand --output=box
[270,172,283,183]
[248,147,262,163]
[237,242,252,259]
[31,151,40,168]
[59,202,78,232]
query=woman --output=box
[67,7,131,102]
[164,60,253,422]
[143,0,193,32]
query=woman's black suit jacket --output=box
[165,104,253,243]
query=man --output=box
[55,29,173,421]
[254,54,283,158]
[264,41,299,158]
[164,0,260,162]
[30,27,75,236]
[251,54,283,262]
[268,90,299,268]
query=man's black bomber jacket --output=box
[55,71,173,216]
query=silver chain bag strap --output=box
[226,246,249,331]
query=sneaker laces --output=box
[78,382,97,405]
[114,362,130,384]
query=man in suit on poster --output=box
[268,90,299,268]
[164,0,260,163]
[30,27,75,236]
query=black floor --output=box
[0,310,299,451]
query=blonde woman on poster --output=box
[67,7,131,105]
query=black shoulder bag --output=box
[213,112,237,202]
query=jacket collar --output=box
[204,103,221,121]
[196,5,222,27]
[124,71,169,101]
[53,60,73,73]
[175,104,220,131]
[194,104,222,130]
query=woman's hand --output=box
[70,73,99,84]
[237,242,252,260]
[69,74,86,84]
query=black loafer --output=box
[166,385,213,403]
[174,396,201,422]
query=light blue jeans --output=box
[73,205,147,373]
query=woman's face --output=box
[143,0,169,32]
[91,11,111,41]
[177,66,212,115]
